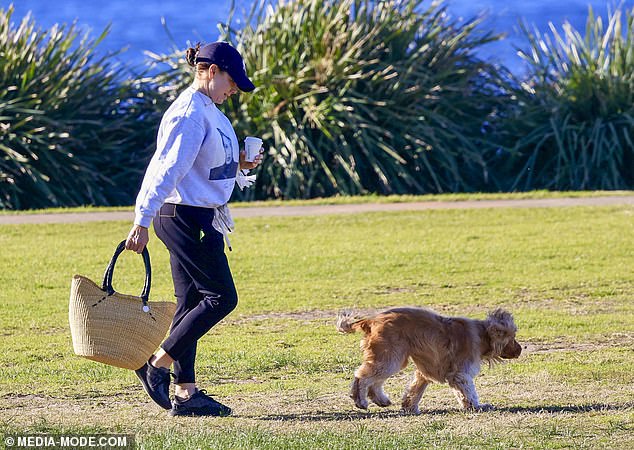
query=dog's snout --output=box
[501,340,522,359]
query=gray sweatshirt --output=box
[134,87,240,228]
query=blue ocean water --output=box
[4,0,631,73]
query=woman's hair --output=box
[185,43,210,72]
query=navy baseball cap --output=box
[195,42,255,92]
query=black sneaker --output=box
[134,361,172,410]
[169,389,232,417]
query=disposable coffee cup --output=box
[244,136,263,162]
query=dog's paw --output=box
[354,400,369,410]
[474,403,495,412]
[401,406,421,415]
[368,389,392,407]
[372,398,392,408]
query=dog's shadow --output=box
[251,403,633,422]
[251,410,403,422]
[498,403,633,414]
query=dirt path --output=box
[1,195,633,224]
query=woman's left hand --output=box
[239,149,264,170]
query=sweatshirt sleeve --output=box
[134,116,205,227]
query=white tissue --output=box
[236,169,257,191]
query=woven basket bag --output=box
[69,240,176,370]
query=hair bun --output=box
[185,48,196,66]
[185,42,202,67]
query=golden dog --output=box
[336,307,521,414]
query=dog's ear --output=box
[486,309,518,356]
[487,309,517,333]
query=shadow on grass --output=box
[250,403,634,422]
[498,403,634,414]
[249,410,404,422]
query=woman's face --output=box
[207,66,238,104]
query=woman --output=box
[125,41,262,417]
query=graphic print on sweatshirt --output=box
[209,128,238,180]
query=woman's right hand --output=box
[125,224,149,253]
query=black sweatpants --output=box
[154,203,238,384]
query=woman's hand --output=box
[239,149,264,170]
[125,224,149,254]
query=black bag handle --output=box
[101,240,152,310]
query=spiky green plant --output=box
[0,6,161,209]
[220,0,510,199]
[500,6,634,190]
[146,0,509,200]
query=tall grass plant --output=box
[2,2,634,209]
[498,6,634,190]
[220,0,509,198]
[0,6,161,209]
[146,0,510,199]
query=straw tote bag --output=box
[69,240,176,370]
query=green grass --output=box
[0,189,632,215]
[1,200,633,449]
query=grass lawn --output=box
[0,198,632,449]
[1,190,632,215]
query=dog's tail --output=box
[336,310,371,334]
